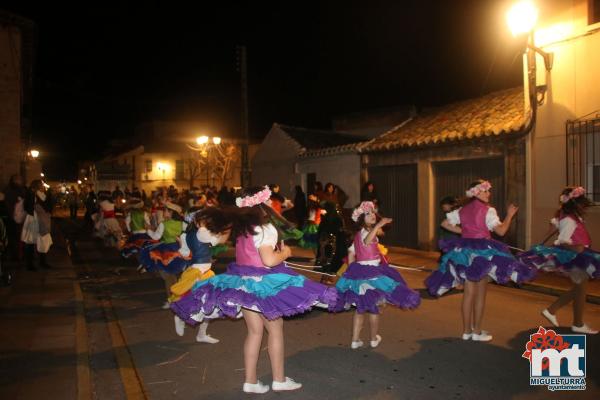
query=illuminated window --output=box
[145,160,152,173]
[591,0,600,24]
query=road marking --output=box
[74,282,92,400]
[101,295,148,400]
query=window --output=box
[145,159,152,173]
[175,160,184,180]
[566,116,600,202]
[591,0,600,25]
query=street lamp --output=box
[29,149,39,158]
[190,135,222,186]
[506,1,553,112]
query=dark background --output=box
[3,0,526,179]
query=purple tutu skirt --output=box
[170,263,338,325]
[517,244,600,280]
[425,238,536,297]
[334,262,421,314]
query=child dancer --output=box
[171,208,232,343]
[98,192,123,248]
[518,186,599,334]
[139,202,189,308]
[298,194,321,251]
[120,197,156,259]
[170,186,337,394]
[335,201,420,349]
[425,179,536,341]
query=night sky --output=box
[3,0,526,179]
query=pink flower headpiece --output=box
[351,201,376,222]
[466,181,492,198]
[560,186,586,204]
[236,186,272,208]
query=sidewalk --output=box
[289,245,600,304]
[0,224,81,399]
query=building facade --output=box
[0,11,34,187]
[529,0,600,245]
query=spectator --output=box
[68,186,79,219]
[112,185,124,201]
[167,185,178,199]
[22,180,54,270]
[293,185,307,227]
[84,188,98,229]
[360,181,379,208]
[3,174,26,262]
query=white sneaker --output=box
[461,333,472,340]
[196,334,220,344]
[472,332,493,342]
[161,301,170,310]
[242,381,270,394]
[350,340,364,349]
[136,264,146,273]
[174,315,185,336]
[542,309,559,327]
[370,335,382,348]
[272,377,302,391]
[571,324,599,334]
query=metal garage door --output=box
[433,157,505,240]
[368,164,418,248]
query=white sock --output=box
[196,321,219,343]
[174,315,185,336]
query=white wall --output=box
[296,153,361,207]
[532,1,600,244]
[251,126,301,197]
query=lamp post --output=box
[506,1,553,115]
[189,135,222,187]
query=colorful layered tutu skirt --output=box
[120,233,158,258]
[425,238,536,297]
[139,242,190,274]
[298,223,319,249]
[517,244,600,280]
[170,263,338,325]
[334,262,421,313]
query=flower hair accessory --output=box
[351,201,376,222]
[466,181,492,198]
[560,186,586,204]
[236,186,272,208]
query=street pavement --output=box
[1,217,600,399]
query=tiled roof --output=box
[361,87,531,152]
[298,142,366,158]
[276,123,367,150]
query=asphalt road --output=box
[71,224,600,400]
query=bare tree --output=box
[186,143,239,189]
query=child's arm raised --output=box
[364,218,392,245]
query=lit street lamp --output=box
[29,149,40,158]
[189,135,222,186]
[506,1,553,114]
